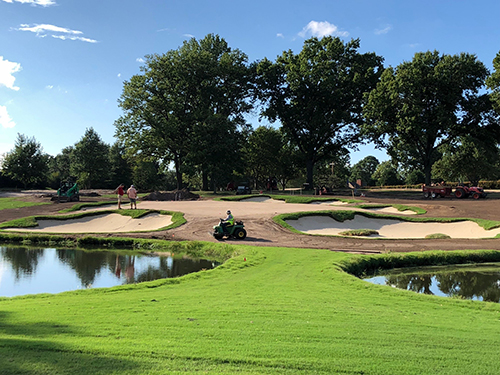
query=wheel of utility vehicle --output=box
[431,192,437,199]
[423,192,430,199]
[473,192,480,200]
[234,228,247,240]
[213,232,223,240]
[455,189,464,198]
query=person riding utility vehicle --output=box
[221,210,234,235]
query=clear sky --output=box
[1,0,499,165]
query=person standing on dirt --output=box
[221,210,234,234]
[127,185,138,209]
[115,184,125,209]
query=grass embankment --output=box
[0,197,49,210]
[1,246,500,374]
[58,201,117,213]
[217,194,363,204]
[274,210,500,236]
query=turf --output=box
[0,197,49,210]
[1,246,500,374]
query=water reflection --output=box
[0,246,218,297]
[364,264,500,303]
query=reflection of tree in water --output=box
[133,257,216,284]
[386,274,434,295]
[0,247,44,280]
[436,271,500,303]
[56,249,112,288]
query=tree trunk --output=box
[202,170,209,191]
[174,156,182,190]
[305,159,314,190]
[424,162,432,186]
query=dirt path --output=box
[2,191,500,254]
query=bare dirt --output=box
[2,189,500,254]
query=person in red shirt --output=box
[115,183,125,209]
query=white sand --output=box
[285,215,500,239]
[240,196,286,203]
[310,200,349,206]
[367,207,417,215]
[6,213,173,233]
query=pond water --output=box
[0,246,218,297]
[364,263,500,303]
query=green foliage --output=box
[425,233,451,239]
[486,51,500,112]
[339,229,379,236]
[108,141,133,188]
[350,155,379,186]
[364,50,497,185]
[432,135,500,185]
[71,128,110,189]
[257,36,384,187]
[372,160,402,186]
[115,34,253,190]
[1,133,49,188]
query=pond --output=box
[0,246,218,297]
[364,263,500,303]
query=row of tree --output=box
[2,34,500,190]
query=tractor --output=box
[53,177,79,202]
[454,184,487,199]
[212,219,247,240]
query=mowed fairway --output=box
[1,245,499,374]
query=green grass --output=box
[0,197,49,210]
[425,233,452,239]
[1,246,500,374]
[216,194,363,204]
[58,201,117,213]
[339,229,379,236]
[0,209,186,232]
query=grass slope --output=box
[217,194,363,204]
[1,246,500,374]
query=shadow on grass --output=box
[0,311,142,375]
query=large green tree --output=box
[349,156,379,187]
[71,128,110,189]
[486,51,500,112]
[363,50,498,185]
[257,37,384,188]
[1,133,48,188]
[115,34,253,190]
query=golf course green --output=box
[1,244,499,374]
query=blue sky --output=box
[1,0,499,165]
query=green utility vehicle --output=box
[212,218,247,240]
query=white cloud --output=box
[16,23,98,43]
[0,57,21,91]
[117,73,121,78]
[277,33,284,38]
[375,25,392,35]
[183,34,195,38]
[0,105,16,128]
[298,21,349,38]
[2,0,56,6]
[46,85,53,89]
[136,58,145,63]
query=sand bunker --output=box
[310,200,349,206]
[241,196,286,203]
[6,213,173,233]
[366,207,417,215]
[285,215,500,239]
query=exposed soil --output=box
[2,189,500,254]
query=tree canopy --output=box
[115,34,254,190]
[363,50,499,185]
[1,133,48,188]
[257,36,384,188]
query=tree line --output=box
[2,34,500,191]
